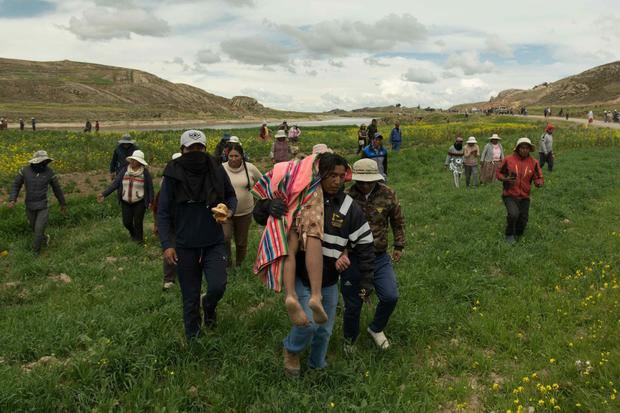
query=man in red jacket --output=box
[496,137,544,244]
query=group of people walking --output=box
[6,119,555,374]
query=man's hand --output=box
[7,201,15,209]
[335,252,351,273]
[164,248,178,265]
[268,199,287,218]
[392,249,402,263]
[96,193,104,203]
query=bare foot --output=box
[285,296,309,326]
[309,296,328,324]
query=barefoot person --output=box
[253,153,374,376]
[251,144,336,327]
[157,130,237,339]
[8,150,67,254]
[496,138,544,244]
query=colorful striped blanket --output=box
[251,155,320,291]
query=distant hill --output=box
[451,61,620,111]
[0,58,296,122]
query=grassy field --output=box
[1,118,619,412]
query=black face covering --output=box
[30,161,50,173]
[454,142,463,150]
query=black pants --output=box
[26,207,49,253]
[176,245,228,338]
[503,196,530,236]
[121,201,146,242]
[539,152,554,172]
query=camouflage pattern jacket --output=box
[347,182,405,254]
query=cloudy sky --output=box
[0,0,618,112]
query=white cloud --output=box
[445,51,495,75]
[328,59,344,68]
[66,7,170,40]
[220,37,294,65]
[364,57,389,67]
[196,49,221,64]
[274,13,427,58]
[401,68,438,84]
[485,36,513,58]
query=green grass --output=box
[0,120,619,412]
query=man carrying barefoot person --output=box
[253,150,375,376]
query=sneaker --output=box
[505,235,517,245]
[283,348,300,377]
[162,282,175,290]
[367,328,390,349]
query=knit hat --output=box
[126,150,148,166]
[352,159,384,182]
[545,123,554,132]
[29,150,53,164]
[180,130,206,148]
[514,137,535,151]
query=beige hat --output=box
[171,152,182,160]
[312,143,333,155]
[228,136,241,144]
[489,133,501,140]
[352,159,384,182]
[29,150,53,164]
[275,130,287,139]
[127,150,148,166]
[466,136,477,144]
[514,137,535,151]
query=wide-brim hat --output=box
[351,159,384,182]
[466,136,477,144]
[118,134,135,144]
[29,150,53,164]
[275,130,287,139]
[312,143,333,155]
[514,137,535,151]
[126,150,148,166]
[488,133,501,140]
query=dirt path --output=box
[520,115,620,130]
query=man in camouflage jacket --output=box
[340,158,405,350]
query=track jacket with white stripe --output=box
[253,188,375,290]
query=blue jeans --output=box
[391,141,401,151]
[176,244,228,339]
[341,252,399,342]
[283,279,339,369]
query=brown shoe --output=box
[283,348,300,377]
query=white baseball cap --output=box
[180,130,206,148]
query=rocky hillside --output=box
[451,61,620,111]
[0,58,290,121]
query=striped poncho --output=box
[251,155,321,292]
